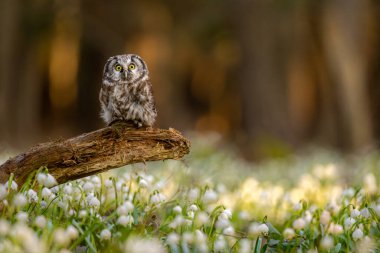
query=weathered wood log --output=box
[0,123,190,186]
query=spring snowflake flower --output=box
[223,226,235,236]
[293,202,302,211]
[352,228,364,241]
[344,217,356,229]
[169,215,184,229]
[150,193,166,204]
[125,236,167,253]
[248,222,268,237]
[13,193,27,208]
[0,184,7,200]
[78,210,87,219]
[320,235,334,250]
[100,229,111,241]
[182,231,194,244]
[328,223,343,235]
[34,215,47,229]
[44,174,58,187]
[83,182,94,193]
[215,216,230,229]
[27,189,38,203]
[41,187,52,198]
[87,195,100,209]
[188,188,200,201]
[11,223,45,253]
[239,238,252,253]
[189,204,198,212]
[54,228,71,246]
[360,208,370,218]
[117,202,134,215]
[173,205,182,214]
[66,225,79,240]
[351,209,360,218]
[138,179,148,188]
[37,173,47,185]
[166,232,180,246]
[292,218,306,230]
[0,219,10,235]
[202,189,218,204]
[320,210,331,225]
[283,228,295,239]
[117,215,134,227]
[214,236,226,252]
[16,211,29,223]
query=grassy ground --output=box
[0,135,379,252]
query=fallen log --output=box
[0,123,190,186]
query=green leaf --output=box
[254,237,263,253]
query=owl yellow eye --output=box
[128,64,136,70]
[114,64,123,72]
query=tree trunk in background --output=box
[230,1,291,157]
[0,0,19,145]
[323,0,374,149]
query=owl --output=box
[99,54,157,127]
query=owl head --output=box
[103,54,149,84]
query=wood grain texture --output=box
[0,123,190,185]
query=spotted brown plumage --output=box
[99,54,157,127]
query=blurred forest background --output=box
[1,0,380,159]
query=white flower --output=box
[320,235,334,250]
[104,179,113,188]
[351,209,360,218]
[150,193,166,204]
[27,189,38,203]
[138,179,148,188]
[87,195,100,209]
[173,205,182,214]
[182,232,194,244]
[54,228,70,246]
[215,216,230,229]
[189,204,198,212]
[188,188,200,201]
[360,208,370,219]
[320,210,331,225]
[239,238,252,253]
[214,236,226,252]
[342,188,355,198]
[202,189,218,204]
[16,212,28,222]
[344,217,356,228]
[125,236,167,253]
[0,219,10,235]
[292,218,306,230]
[352,228,364,241]
[220,209,232,220]
[169,215,184,229]
[0,184,8,200]
[34,215,47,229]
[13,193,27,208]
[117,215,134,226]
[6,180,18,191]
[283,228,295,239]
[293,203,302,211]
[257,223,269,235]
[328,223,343,235]
[248,222,265,237]
[44,174,58,187]
[41,187,52,198]
[100,229,111,241]
[83,182,94,193]
[223,226,235,236]
[78,210,87,218]
[66,225,79,240]
[166,232,180,246]
[37,173,47,185]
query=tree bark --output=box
[0,123,191,186]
